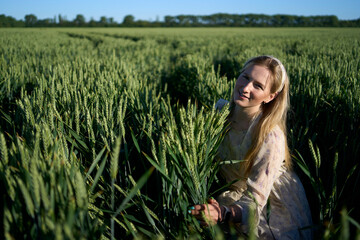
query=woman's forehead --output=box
[244,65,271,82]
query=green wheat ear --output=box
[0,132,8,166]
[75,170,87,209]
[110,136,121,180]
[308,139,321,169]
[17,178,35,218]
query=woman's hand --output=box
[188,198,222,226]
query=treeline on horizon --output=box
[1,13,360,27]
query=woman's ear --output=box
[264,92,278,104]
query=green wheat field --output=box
[1,27,360,239]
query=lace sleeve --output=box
[233,126,286,229]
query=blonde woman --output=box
[189,56,312,239]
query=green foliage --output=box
[2,13,360,27]
[1,127,104,239]
[294,141,358,238]
[1,27,359,239]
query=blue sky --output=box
[1,0,359,22]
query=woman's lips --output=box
[239,95,248,100]
[238,91,249,100]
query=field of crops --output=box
[1,27,360,239]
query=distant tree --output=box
[100,16,107,23]
[201,15,214,25]
[98,16,108,26]
[58,14,70,26]
[0,14,11,27]
[189,16,199,25]
[327,15,339,27]
[58,14,63,24]
[123,15,135,25]
[272,15,286,26]
[37,18,54,27]
[107,17,117,26]
[135,20,152,27]
[89,18,97,27]
[25,14,37,27]
[164,15,176,26]
[74,14,86,26]
[0,14,24,27]
[176,15,195,26]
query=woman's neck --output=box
[231,105,260,131]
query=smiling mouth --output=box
[238,91,249,99]
[240,95,248,99]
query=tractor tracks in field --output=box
[65,32,104,48]
[65,31,183,51]
[92,32,142,42]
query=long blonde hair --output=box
[229,56,291,174]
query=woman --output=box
[189,56,312,239]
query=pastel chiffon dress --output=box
[215,99,313,240]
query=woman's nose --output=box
[241,81,251,92]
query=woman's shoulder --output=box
[270,125,284,137]
[254,126,286,166]
[264,125,285,147]
[215,99,229,111]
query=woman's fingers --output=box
[191,204,210,215]
[189,205,206,220]
[207,197,217,204]
[188,203,219,225]
[193,204,205,212]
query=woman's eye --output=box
[255,84,263,89]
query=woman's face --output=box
[233,64,276,112]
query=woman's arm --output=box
[189,198,242,226]
[233,126,286,226]
[189,127,285,227]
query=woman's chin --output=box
[233,100,246,107]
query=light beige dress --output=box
[215,99,313,240]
